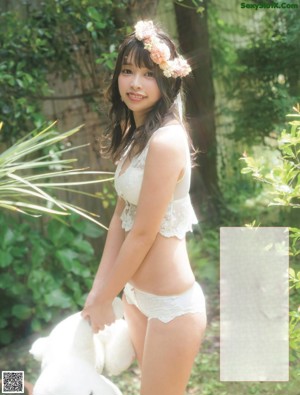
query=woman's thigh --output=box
[141,312,207,395]
[122,293,148,367]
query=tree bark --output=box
[114,0,160,27]
[174,0,220,224]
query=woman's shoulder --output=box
[149,123,187,151]
[157,121,185,134]
[146,122,188,164]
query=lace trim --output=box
[120,195,197,239]
[124,282,205,323]
[115,143,150,178]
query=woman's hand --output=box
[81,290,116,333]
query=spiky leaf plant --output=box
[0,121,113,229]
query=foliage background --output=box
[0,0,299,393]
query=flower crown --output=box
[134,20,191,79]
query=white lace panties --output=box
[123,282,206,323]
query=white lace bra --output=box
[114,125,198,239]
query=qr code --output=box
[1,371,24,393]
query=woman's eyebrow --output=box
[122,60,133,66]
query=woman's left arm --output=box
[86,131,186,328]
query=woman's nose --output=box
[130,73,142,90]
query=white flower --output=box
[277,74,285,85]
[134,21,155,41]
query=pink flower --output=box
[150,42,171,64]
[167,57,191,78]
[134,20,191,79]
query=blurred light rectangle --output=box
[220,227,289,381]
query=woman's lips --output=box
[127,92,146,102]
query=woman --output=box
[82,20,207,395]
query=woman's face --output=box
[118,54,161,127]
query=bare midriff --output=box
[125,231,196,295]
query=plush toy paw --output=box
[95,319,135,376]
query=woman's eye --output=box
[121,68,132,74]
[145,71,154,77]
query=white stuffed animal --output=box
[29,298,135,395]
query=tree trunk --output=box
[114,0,160,27]
[174,0,220,224]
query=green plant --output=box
[0,0,126,144]
[0,212,103,347]
[0,121,113,226]
[226,8,299,144]
[0,119,116,347]
[187,228,219,295]
[241,105,300,362]
[207,4,298,228]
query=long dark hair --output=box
[102,24,186,162]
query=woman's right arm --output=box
[82,197,125,332]
[92,196,126,282]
